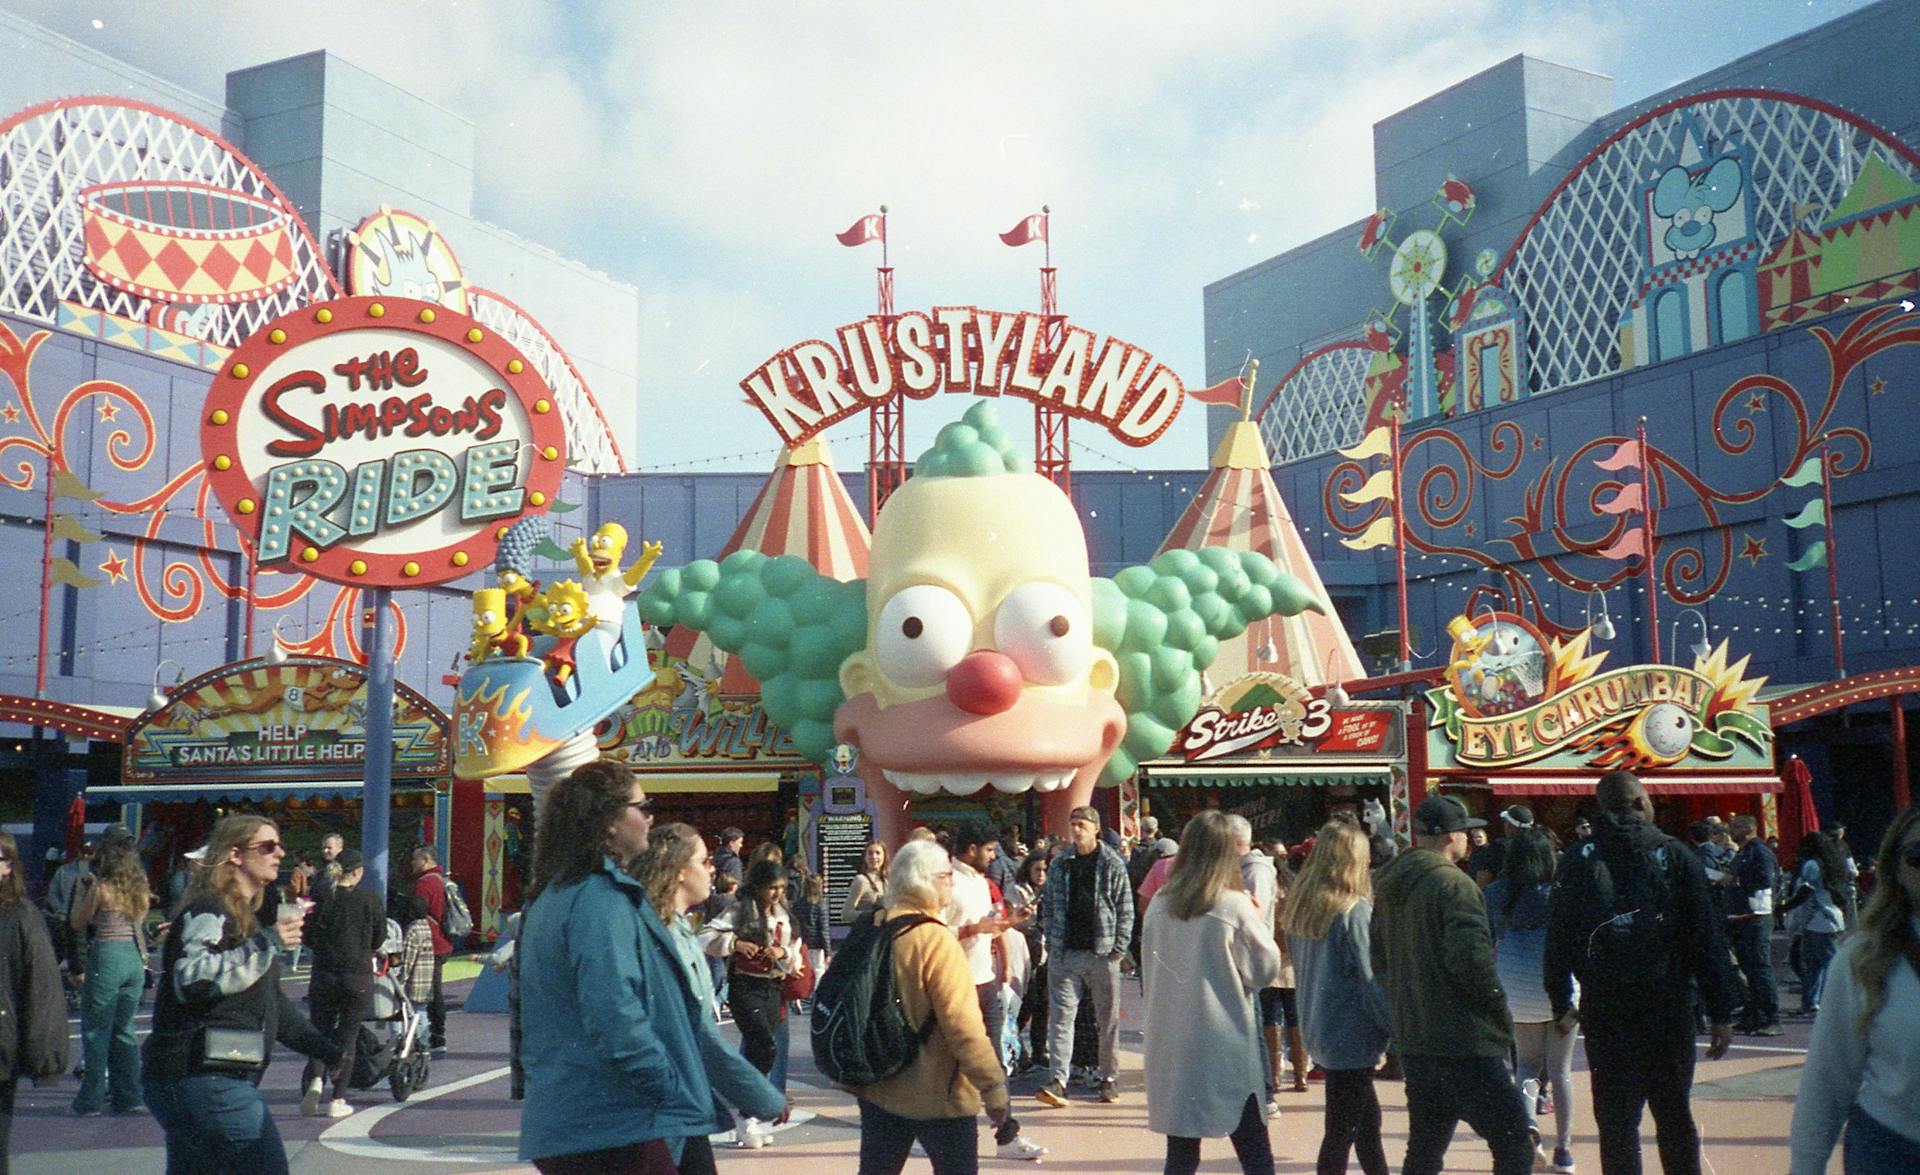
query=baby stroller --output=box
[348,919,431,1101]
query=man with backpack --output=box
[411,847,457,1054]
[1546,771,1739,1175]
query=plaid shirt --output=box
[1041,843,1134,957]
[399,918,436,1004]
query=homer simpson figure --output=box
[571,523,664,631]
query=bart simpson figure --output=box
[530,581,598,683]
[470,588,530,663]
[571,524,664,630]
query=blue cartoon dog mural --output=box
[1651,157,1743,260]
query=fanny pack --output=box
[200,1026,266,1069]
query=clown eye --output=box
[874,585,972,688]
[994,581,1090,686]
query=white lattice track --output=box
[469,289,628,474]
[1258,92,1919,461]
[1257,343,1374,465]
[0,100,336,346]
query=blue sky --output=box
[3,0,1882,475]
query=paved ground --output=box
[15,960,1834,1173]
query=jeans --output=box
[428,954,447,1046]
[531,1139,676,1174]
[1730,915,1778,1026]
[1845,1103,1920,1174]
[770,999,791,1092]
[1797,930,1838,1013]
[730,975,783,1080]
[145,1073,289,1175]
[1046,949,1118,1085]
[1319,1068,1389,1175]
[1400,1054,1535,1175]
[303,971,374,1094]
[1512,1019,1576,1151]
[855,1097,977,1175]
[1164,1093,1274,1175]
[1585,1029,1702,1175]
[75,940,144,1113]
[977,981,1007,1071]
[1017,961,1049,1063]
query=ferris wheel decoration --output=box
[1356,174,1479,420]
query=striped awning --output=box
[1145,763,1396,789]
[84,780,434,805]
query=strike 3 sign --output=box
[202,297,566,588]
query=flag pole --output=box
[1818,435,1846,677]
[35,453,55,698]
[1239,358,1259,422]
[1636,416,1661,662]
[1391,410,1411,671]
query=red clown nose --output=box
[946,651,1023,715]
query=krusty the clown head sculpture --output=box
[639,402,1325,845]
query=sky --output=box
[1,0,1882,476]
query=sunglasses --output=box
[245,840,283,856]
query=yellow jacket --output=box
[845,900,1009,1121]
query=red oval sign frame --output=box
[201,296,566,588]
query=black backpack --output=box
[1571,839,1678,998]
[809,911,935,1086]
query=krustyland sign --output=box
[1426,612,1773,772]
[124,656,451,784]
[742,308,1215,448]
[202,296,565,588]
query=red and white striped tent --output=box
[1159,421,1363,687]
[663,438,871,696]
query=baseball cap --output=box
[1499,805,1535,829]
[1412,795,1485,836]
[335,849,364,873]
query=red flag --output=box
[835,214,885,247]
[999,213,1047,247]
[1186,375,1246,408]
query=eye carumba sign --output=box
[202,296,566,588]
[742,308,1207,448]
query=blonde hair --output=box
[636,822,703,921]
[1161,811,1241,921]
[1851,807,1919,1035]
[188,815,275,938]
[1283,823,1373,941]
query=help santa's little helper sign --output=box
[202,297,565,588]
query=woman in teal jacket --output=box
[517,761,786,1173]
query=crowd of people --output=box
[0,760,1913,1174]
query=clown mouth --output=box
[880,768,1078,796]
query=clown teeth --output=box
[881,769,1077,796]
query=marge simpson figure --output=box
[571,523,664,630]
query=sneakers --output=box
[997,1134,1048,1161]
[1749,1023,1785,1037]
[1034,1080,1069,1108]
[1265,1096,1283,1118]
[1097,1077,1118,1103]
[324,1099,353,1119]
[1533,1143,1555,1171]
[734,1118,771,1149]
[1552,1146,1577,1173]
[1536,1091,1555,1116]
[300,1079,324,1117]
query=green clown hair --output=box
[638,551,867,762]
[1089,547,1326,787]
[913,401,1030,478]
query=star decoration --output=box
[1530,434,1545,451]
[97,401,119,421]
[1738,534,1768,567]
[1746,393,1767,414]
[98,548,128,584]
[0,403,16,424]
[1464,521,1478,537]
[1870,376,1887,396]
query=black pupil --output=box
[902,616,923,639]
[1049,615,1070,638]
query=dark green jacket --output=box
[1370,847,1513,1058]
